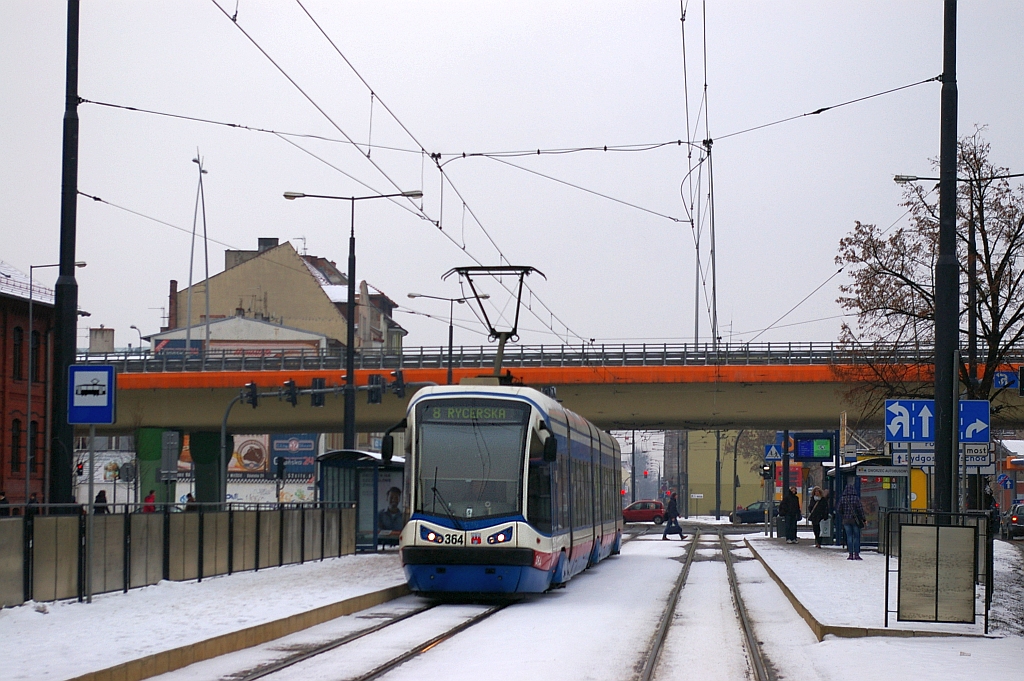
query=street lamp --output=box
[407,292,489,385]
[130,325,144,356]
[28,261,85,506]
[284,189,422,449]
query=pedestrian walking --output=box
[184,493,198,512]
[25,493,38,519]
[661,492,683,539]
[808,486,830,548]
[142,490,156,513]
[94,490,109,514]
[837,483,866,560]
[0,490,9,517]
[779,486,801,543]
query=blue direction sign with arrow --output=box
[764,444,782,461]
[884,399,935,442]
[994,370,1018,390]
[958,400,990,443]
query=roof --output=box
[0,261,55,306]
[148,315,327,342]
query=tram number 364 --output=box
[441,533,464,545]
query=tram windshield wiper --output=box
[430,469,463,530]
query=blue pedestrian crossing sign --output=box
[884,399,935,442]
[764,444,782,461]
[958,400,990,443]
[68,365,116,425]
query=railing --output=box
[74,342,1024,373]
[0,501,355,609]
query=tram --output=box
[389,385,623,594]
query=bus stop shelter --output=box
[318,449,405,551]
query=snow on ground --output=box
[0,552,405,681]
[991,540,1024,636]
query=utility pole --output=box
[934,0,959,515]
[631,430,637,504]
[714,430,721,519]
[50,0,81,506]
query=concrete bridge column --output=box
[136,427,178,504]
[188,432,221,504]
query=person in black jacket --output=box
[807,486,830,548]
[662,492,682,540]
[779,487,801,544]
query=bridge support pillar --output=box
[136,428,170,504]
[189,432,222,504]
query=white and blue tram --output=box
[393,385,623,594]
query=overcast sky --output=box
[3,1,1023,350]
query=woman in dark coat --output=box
[837,483,866,560]
[807,486,830,548]
[779,486,801,544]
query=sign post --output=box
[68,365,116,604]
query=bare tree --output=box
[835,129,1024,419]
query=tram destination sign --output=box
[420,400,529,423]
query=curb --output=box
[65,583,410,681]
[742,538,989,641]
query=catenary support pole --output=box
[933,0,959,515]
[344,200,357,449]
[715,430,721,519]
[51,0,81,506]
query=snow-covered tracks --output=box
[639,529,772,681]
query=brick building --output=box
[0,262,54,505]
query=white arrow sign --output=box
[918,404,932,439]
[887,403,910,438]
[964,419,988,439]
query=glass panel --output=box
[415,399,529,520]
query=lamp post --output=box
[407,292,489,385]
[28,261,85,507]
[130,325,143,356]
[284,189,422,449]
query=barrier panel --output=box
[0,518,24,607]
[0,502,355,609]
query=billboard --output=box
[270,433,318,480]
[231,434,270,476]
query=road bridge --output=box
[76,343,1024,433]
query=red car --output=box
[622,500,666,524]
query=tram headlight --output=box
[487,526,514,544]
[420,526,445,543]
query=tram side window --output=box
[527,463,552,534]
[557,450,570,532]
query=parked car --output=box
[622,500,665,524]
[731,500,779,524]
[1002,504,1024,539]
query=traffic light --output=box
[367,374,384,404]
[283,380,298,407]
[643,469,649,478]
[244,382,259,408]
[391,370,405,398]
[275,456,286,480]
[310,377,326,407]
[76,462,84,477]
[760,463,775,479]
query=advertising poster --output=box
[270,433,318,480]
[377,469,405,538]
[231,434,270,476]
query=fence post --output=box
[77,513,86,602]
[162,505,171,581]
[300,504,306,565]
[320,503,326,561]
[279,505,285,566]
[197,509,205,583]
[254,506,261,572]
[227,505,234,575]
[23,514,34,603]
[123,506,131,592]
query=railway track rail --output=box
[233,601,508,681]
[637,529,772,681]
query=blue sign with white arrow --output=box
[764,444,782,461]
[958,400,990,443]
[884,399,935,442]
[994,370,1018,390]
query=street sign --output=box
[858,466,909,477]
[885,398,991,443]
[994,370,1018,390]
[68,365,116,425]
[958,400,990,443]
[885,399,935,442]
[996,474,1014,490]
[891,443,992,468]
[764,444,782,461]
[690,493,704,499]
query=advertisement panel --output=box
[377,468,405,544]
[230,434,270,476]
[270,433,318,480]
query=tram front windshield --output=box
[415,398,530,520]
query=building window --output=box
[11,419,21,473]
[12,327,24,380]
[31,330,43,383]
[30,421,39,473]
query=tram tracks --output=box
[638,529,773,681]
[230,600,509,681]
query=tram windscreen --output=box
[415,399,530,520]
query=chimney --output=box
[258,238,279,253]
[168,279,178,329]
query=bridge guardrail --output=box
[75,342,1024,374]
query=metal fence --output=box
[0,502,355,608]
[75,342,1024,374]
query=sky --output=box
[3,1,1024,350]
